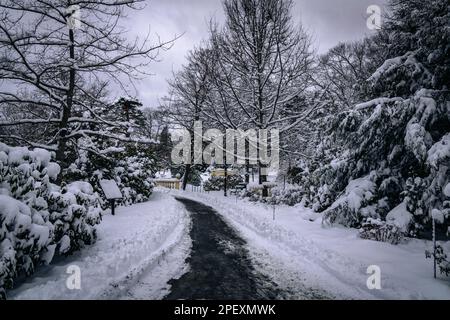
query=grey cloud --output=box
[125,0,386,108]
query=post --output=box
[110,199,116,216]
[433,218,437,279]
[273,204,276,221]
[224,166,228,197]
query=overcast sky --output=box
[124,0,387,108]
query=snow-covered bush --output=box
[242,185,305,206]
[203,174,243,192]
[322,176,376,228]
[239,185,265,202]
[426,245,450,277]
[268,186,305,206]
[287,0,450,245]
[47,182,102,254]
[67,146,155,207]
[0,195,53,298]
[359,218,404,245]
[0,143,102,298]
[106,154,155,205]
[425,185,450,276]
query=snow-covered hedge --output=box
[0,143,102,298]
[241,185,305,206]
[203,175,244,192]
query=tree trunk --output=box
[224,165,228,197]
[245,164,250,184]
[182,164,191,191]
[259,166,268,197]
[56,27,76,184]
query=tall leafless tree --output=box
[163,46,213,189]
[208,0,316,186]
[0,0,174,179]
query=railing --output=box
[153,179,181,190]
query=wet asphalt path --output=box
[164,197,280,300]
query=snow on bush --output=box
[239,185,264,202]
[284,0,450,248]
[322,175,377,228]
[242,185,305,206]
[67,148,154,207]
[268,186,305,206]
[203,175,243,192]
[359,218,404,245]
[0,143,102,298]
[428,133,450,169]
[47,182,102,254]
[386,202,413,233]
[444,183,450,198]
[426,245,450,277]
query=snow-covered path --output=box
[165,197,286,300]
[7,189,450,300]
[9,191,191,300]
[171,190,450,300]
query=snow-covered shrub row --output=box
[287,0,449,250]
[239,186,264,203]
[0,143,102,298]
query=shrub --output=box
[204,174,244,191]
[426,245,450,277]
[0,143,102,298]
[359,218,405,245]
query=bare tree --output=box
[208,0,315,186]
[163,46,213,189]
[315,40,375,111]
[0,0,174,178]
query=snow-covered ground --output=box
[7,187,450,300]
[9,190,191,300]
[171,189,450,300]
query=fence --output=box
[153,179,181,190]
